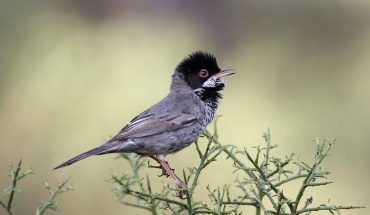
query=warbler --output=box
[54,51,234,197]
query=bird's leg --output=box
[149,155,171,177]
[149,155,187,198]
[160,161,172,177]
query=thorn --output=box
[146,174,152,194]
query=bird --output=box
[53,51,235,197]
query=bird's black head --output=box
[173,51,235,103]
[176,51,222,90]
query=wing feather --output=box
[109,93,201,142]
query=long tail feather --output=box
[53,142,119,170]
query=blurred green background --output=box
[1,1,369,214]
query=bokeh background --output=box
[1,1,369,214]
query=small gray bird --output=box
[54,51,234,196]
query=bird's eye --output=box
[199,69,209,78]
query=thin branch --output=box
[204,130,296,213]
[111,175,188,208]
[294,139,335,211]
[6,160,23,214]
[295,205,365,214]
[221,201,259,206]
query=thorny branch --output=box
[110,118,364,214]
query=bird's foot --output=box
[150,155,187,198]
[177,190,187,199]
[157,162,174,178]
[175,182,187,199]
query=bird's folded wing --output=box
[109,111,198,141]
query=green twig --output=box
[111,175,187,208]
[1,160,34,215]
[294,138,335,211]
[36,178,74,215]
[6,160,22,215]
[203,129,296,213]
[294,205,365,214]
[109,120,363,215]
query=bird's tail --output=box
[53,142,120,170]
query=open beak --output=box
[214,69,236,78]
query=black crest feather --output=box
[176,51,220,74]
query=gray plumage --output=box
[54,51,234,170]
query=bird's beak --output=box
[214,69,236,78]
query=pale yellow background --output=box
[0,1,369,214]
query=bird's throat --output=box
[194,88,220,126]
[194,88,222,108]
